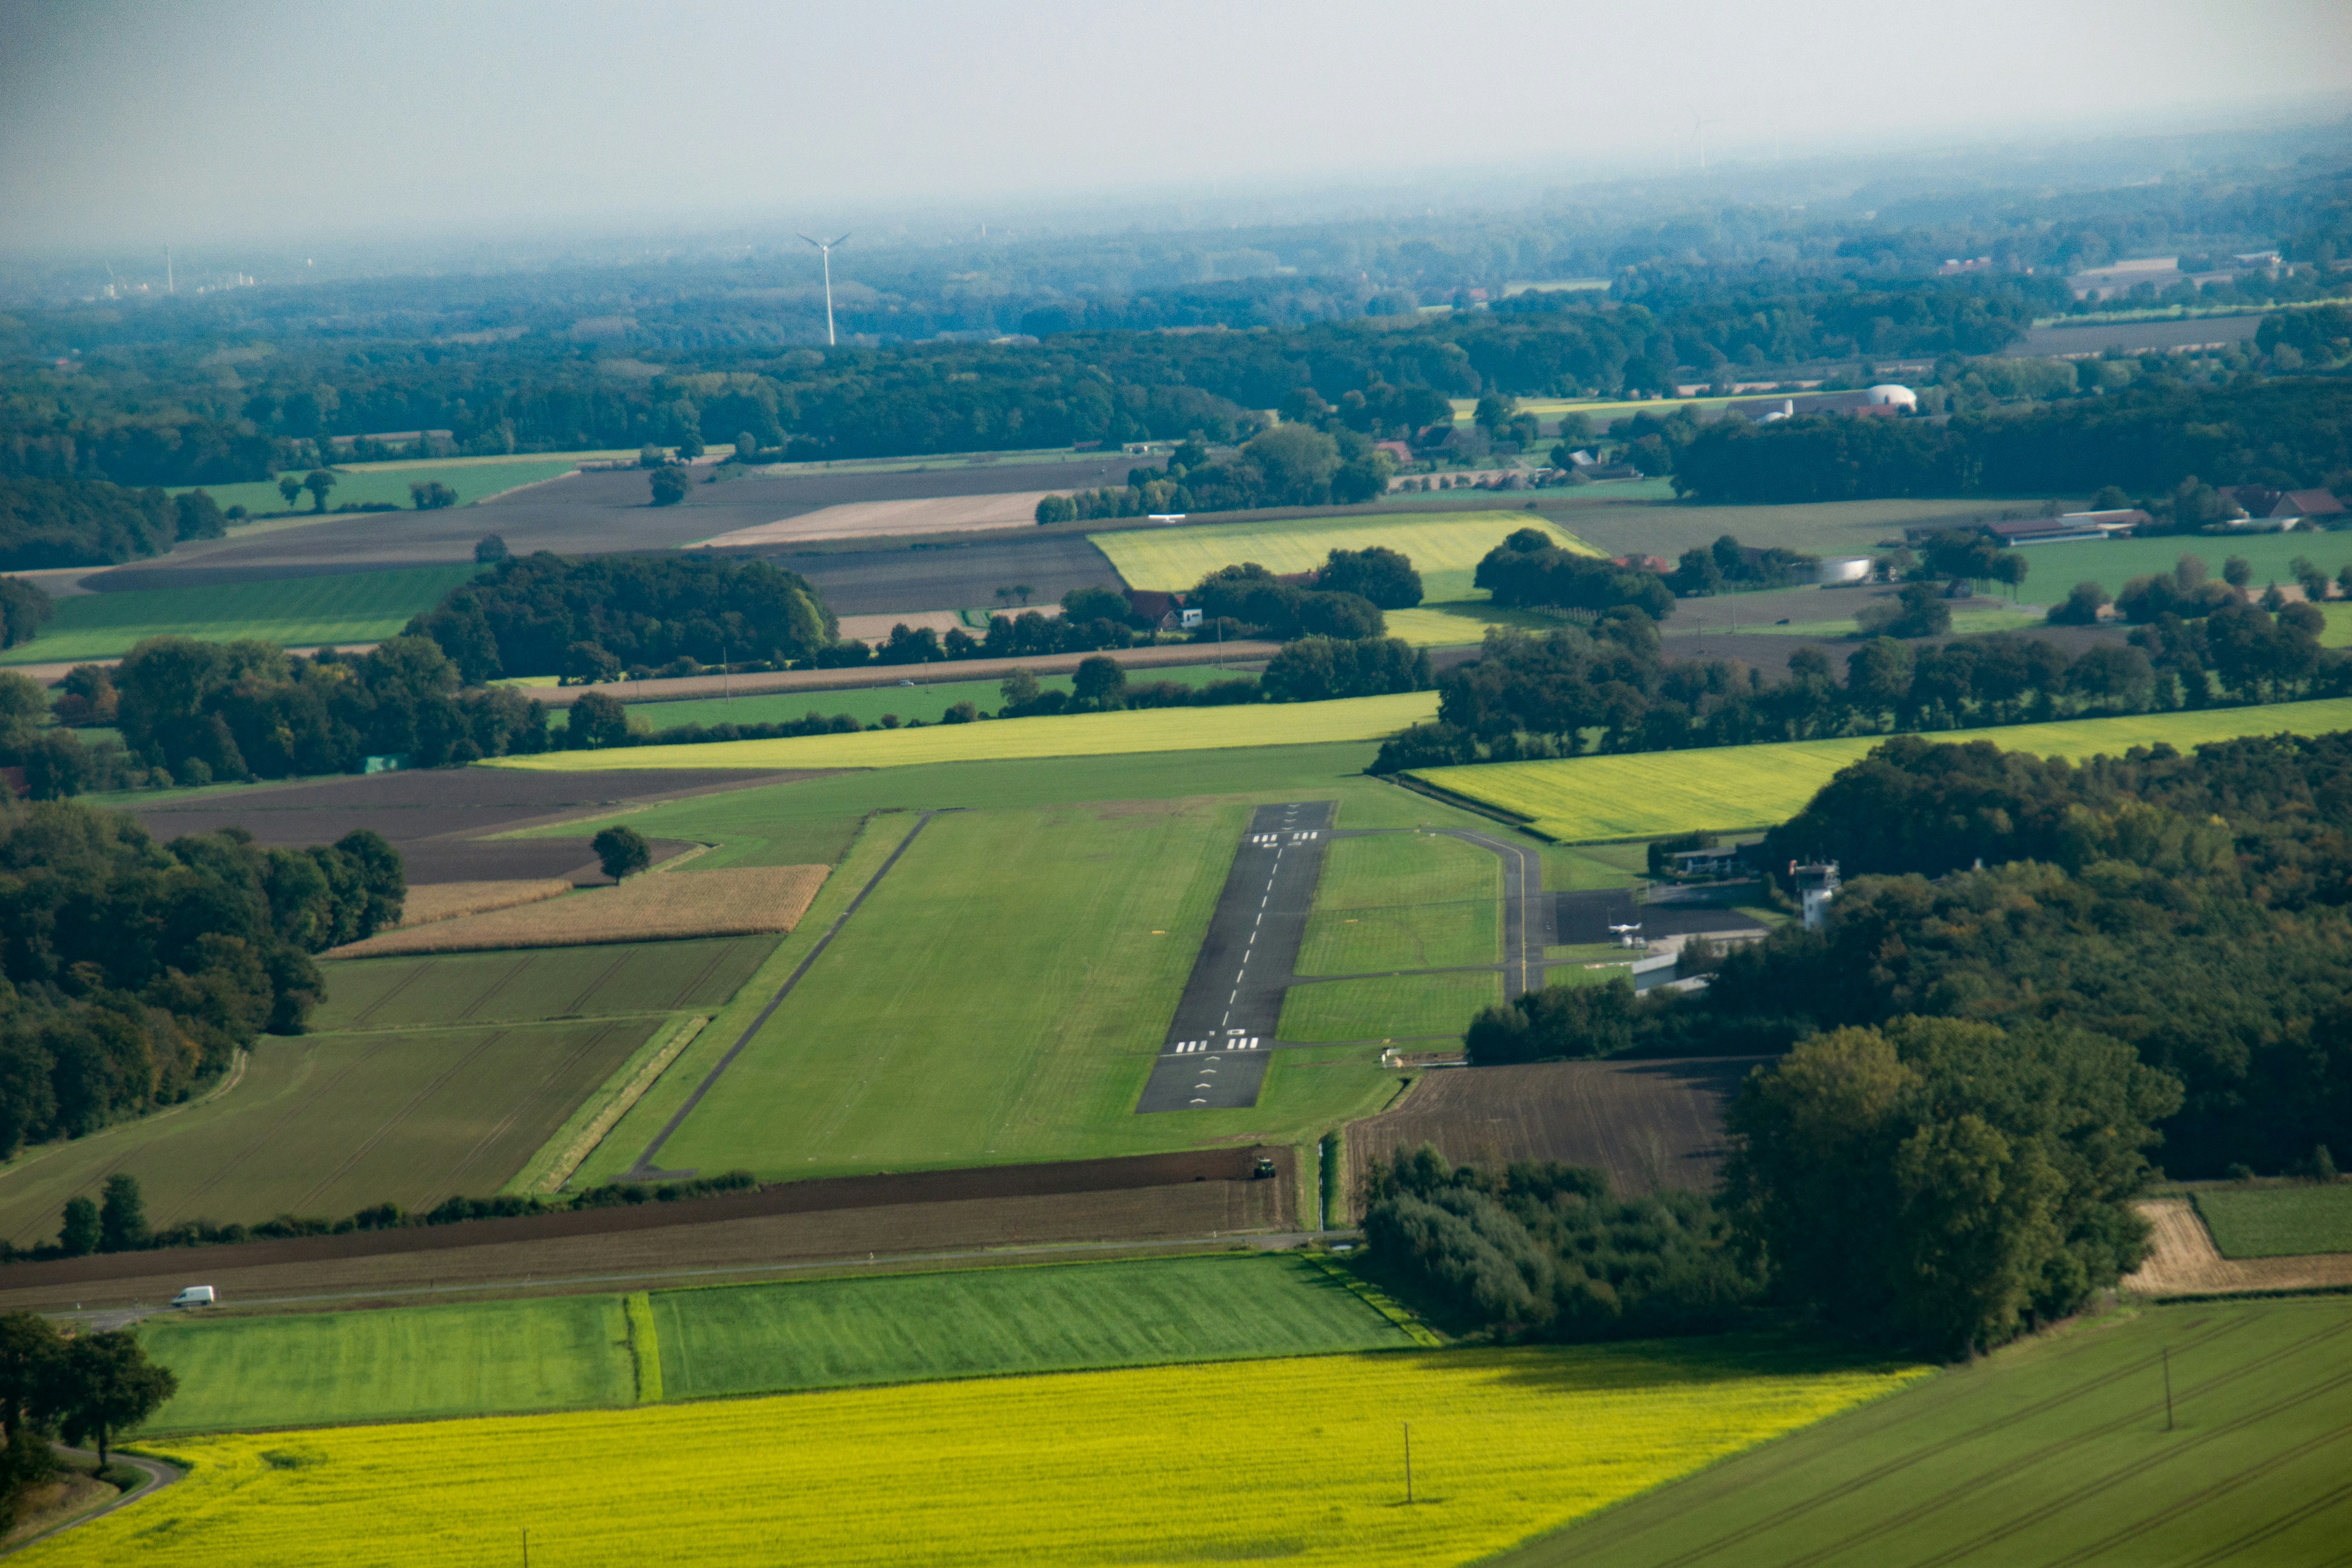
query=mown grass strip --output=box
[624,1293,663,1403]
[1419,697,2352,842]
[1,564,481,666]
[507,1014,710,1196]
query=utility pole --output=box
[1403,1421,1414,1504]
[2163,1347,2174,1432]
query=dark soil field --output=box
[0,1148,1294,1314]
[125,766,806,883]
[1343,1057,1766,1211]
[772,533,1127,614]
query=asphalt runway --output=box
[1136,801,1335,1114]
[1553,889,1768,945]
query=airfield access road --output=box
[530,640,1283,707]
[1137,802,1335,1114]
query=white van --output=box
[171,1285,216,1308]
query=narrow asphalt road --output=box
[7,1446,183,1553]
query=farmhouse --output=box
[2223,485,2345,522]
[1985,509,2148,545]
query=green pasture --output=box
[1296,832,1499,975]
[0,1016,658,1246]
[167,457,581,519]
[1278,972,1502,1042]
[655,1254,1414,1399]
[2,564,479,666]
[1418,697,2352,842]
[134,1253,1415,1433]
[2192,1183,2352,1259]
[1498,1296,2352,1568]
[1548,495,2043,564]
[2016,530,2352,603]
[142,1296,633,1433]
[1091,510,1597,592]
[573,663,1241,735]
[309,936,776,1033]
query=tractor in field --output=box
[1253,1156,1276,1179]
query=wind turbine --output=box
[798,232,850,346]
[1688,110,1719,173]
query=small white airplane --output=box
[1608,922,1645,947]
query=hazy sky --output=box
[4,0,2348,249]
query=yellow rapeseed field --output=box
[1091,510,1597,591]
[487,690,1440,772]
[1420,697,2352,841]
[49,1347,1923,1568]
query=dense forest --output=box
[0,799,403,1158]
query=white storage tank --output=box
[1862,384,1918,409]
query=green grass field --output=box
[494,690,1437,772]
[577,663,1240,734]
[2192,1184,2352,1258]
[309,936,775,1032]
[1418,697,2352,841]
[0,1016,661,1245]
[655,1255,1416,1398]
[135,1254,1413,1432]
[3,564,479,666]
[142,1295,633,1433]
[1090,510,1597,591]
[168,456,582,518]
[2016,530,2352,602]
[1544,494,2028,563]
[1383,600,1587,647]
[1278,972,1502,1042]
[579,802,1403,1184]
[1296,832,1499,975]
[1495,1296,2352,1568]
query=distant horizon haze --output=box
[4,0,2349,254]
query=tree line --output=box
[1373,589,2341,773]
[0,476,227,571]
[0,796,402,1160]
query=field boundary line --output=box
[623,1292,663,1403]
[625,810,952,1178]
[1300,1251,1441,1346]
[524,1016,709,1195]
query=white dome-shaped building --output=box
[1862,384,1918,409]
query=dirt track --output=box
[1342,1057,1764,1218]
[0,1148,1293,1314]
[2123,1198,2352,1298]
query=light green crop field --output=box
[1419,697,2352,841]
[2192,1184,2352,1258]
[33,1341,1923,1568]
[2325,604,2352,649]
[167,457,582,517]
[1090,510,1597,591]
[655,1255,1414,1399]
[1297,832,1499,975]
[492,690,1437,772]
[1383,600,1586,647]
[142,1296,634,1433]
[578,801,1407,1185]
[0,1016,657,1245]
[134,1255,1409,1433]
[2018,531,2352,602]
[1278,972,1503,1042]
[581,663,1240,734]
[1,564,480,666]
[309,936,776,1033]
[1495,1296,2352,1568]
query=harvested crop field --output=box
[0,1152,1294,1316]
[1343,1057,1764,1216]
[689,492,1055,548]
[490,690,1439,772]
[1092,509,1596,591]
[325,866,829,955]
[2123,1197,2352,1296]
[31,1342,1922,1568]
[1418,697,2352,841]
[308,936,776,1032]
[397,878,570,927]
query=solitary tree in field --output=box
[302,469,338,511]
[97,1174,146,1254]
[474,534,509,564]
[0,1314,62,1441]
[1073,654,1126,707]
[593,825,652,882]
[1013,583,1034,605]
[277,475,303,510]
[648,466,690,506]
[41,1330,176,1473]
